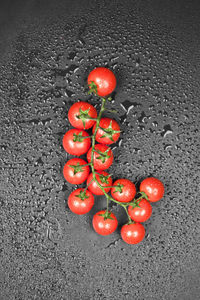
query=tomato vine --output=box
[63,67,165,244]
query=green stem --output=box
[88,96,133,222]
[94,171,113,178]
[94,171,105,176]
[83,178,94,192]
[91,98,109,199]
[83,163,92,167]
[122,205,132,223]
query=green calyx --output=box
[100,121,121,142]
[95,148,111,163]
[99,211,114,220]
[129,199,141,209]
[113,183,124,194]
[128,193,149,209]
[73,132,85,142]
[69,162,85,175]
[99,174,111,184]
[88,81,98,95]
[75,190,89,201]
[77,108,95,129]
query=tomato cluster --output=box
[62,67,165,245]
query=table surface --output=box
[0,1,200,299]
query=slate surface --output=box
[0,1,200,299]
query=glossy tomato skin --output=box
[140,177,164,202]
[111,179,136,203]
[68,188,94,215]
[93,118,120,144]
[92,210,118,235]
[87,171,112,195]
[87,144,113,170]
[128,199,152,222]
[68,102,97,129]
[63,158,90,184]
[63,129,91,156]
[88,67,116,97]
[121,223,145,245]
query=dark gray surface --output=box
[0,1,200,299]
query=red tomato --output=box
[93,118,120,144]
[68,102,97,129]
[92,210,118,235]
[140,177,164,202]
[63,129,91,156]
[88,67,116,97]
[63,158,90,184]
[111,179,136,203]
[87,144,113,170]
[128,199,152,222]
[121,223,145,244]
[68,188,94,215]
[86,171,112,195]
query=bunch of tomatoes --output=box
[62,67,165,245]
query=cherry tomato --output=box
[68,188,94,215]
[63,158,90,184]
[92,210,118,235]
[63,129,91,156]
[128,199,152,222]
[87,144,113,170]
[68,101,97,129]
[111,179,136,203]
[140,177,164,202]
[86,171,112,195]
[121,223,145,244]
[93,118,120,144]
[88,67,116,97]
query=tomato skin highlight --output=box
[63,129,91,156]
[86,171,112,195]
[63,158,90,184]
[111,179,136,203]
[93,118,120,145]
[68,101,97,129]
[87,144,113,170]
[128,199,152,222]
[121,223,145,244]
[68,188,94,215]
[92,210,118,235]
[88,67,116,97]
[140,177,164,202]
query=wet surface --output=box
[0,0,200,299]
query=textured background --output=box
[0,0,200,299]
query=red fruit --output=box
[68,101,97,129]
[88,67,116,97]
[128,199,152,222]
[111,179,136,203]
[87,144,113,170]
[86,171,112,195]
[93,118,120,144]
[140,177,164,202]
[63,129,91,156]
[121,223,145,245]
[92,210,118,235]
[68,188,94,215]
[63,158,90,184]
